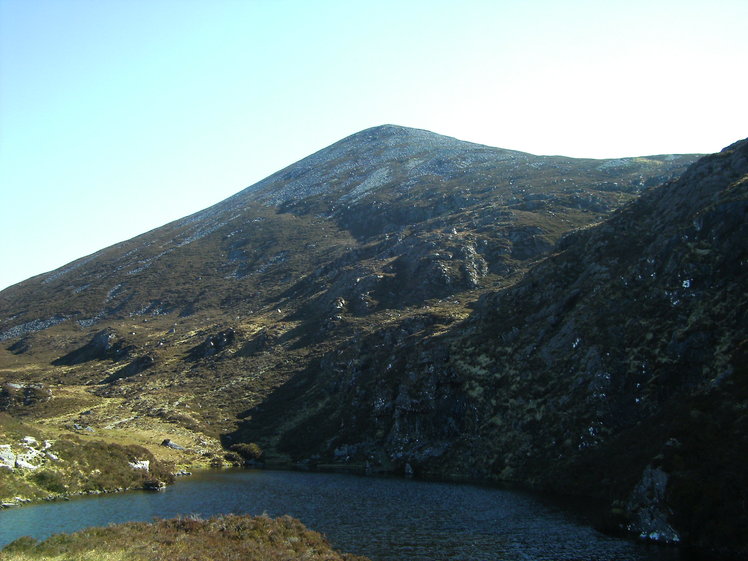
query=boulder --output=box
[0,445,15,470]
[187,329,236,360]
[129,460,150,471]
[161,439,185,450]
[625,465,681,544]
[52,328,134,366]
[15,457,40,470]
[144,479,166,491]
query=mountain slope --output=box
[232,138,748,554]
[0,125,711,537]
[0,125,695,333]
[0,126,696,425]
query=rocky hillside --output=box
[232,138,748,556]
[1,125,719,546]
[0,125,694,335]
[0,125,695,443]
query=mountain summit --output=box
[234,124,511,206]
[5,127,745,555]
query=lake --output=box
[0,469,685,560]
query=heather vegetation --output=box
[0,413,175,504]
[0,514,369,561]
[1,127,694,488]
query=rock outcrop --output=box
[52,328,134,366]
[187,329,236,361]
[0,383,51,411]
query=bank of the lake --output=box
[0,468,691,561]
[1,513,369,561]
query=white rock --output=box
[0,445,15,470]
[15,458,39,470]
[129,460,150,471]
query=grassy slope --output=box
[0,412,178,504]
[0,514,369,561]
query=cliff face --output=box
[233,139,748,554]
[453,139,748,552]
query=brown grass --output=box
[0,514,370,561]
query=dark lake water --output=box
[0,469,685,560]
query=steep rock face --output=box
[233,139,748,555]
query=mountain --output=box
[232,136,748,555]
[0,125,695,333]
[6,125,742,551]
[0,125,696,425]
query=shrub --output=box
[223,451,243,465]
[31,470,67,494]
[0,515,371,560]
[229,442,263,461]
[2,535,38,553]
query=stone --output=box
[15,457,39,470]
[0,445,15,470]
[625,465,681,544]
[144,479,166,491]
[129,460,150,471]
[161,439,185,450]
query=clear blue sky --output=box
[1,0,746,291]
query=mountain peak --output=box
[341,124,494,151]
[353,123,417,137]
[229,124,514,208]
[348,123,452,140]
